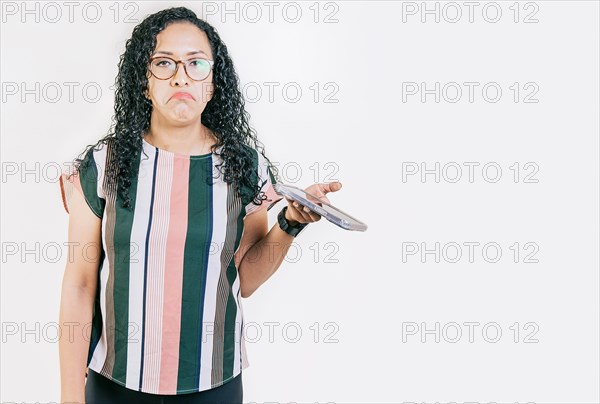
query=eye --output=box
[153,58,174,67]
[189,58,209,68]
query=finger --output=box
[306,209,321,221]
[295,202,322,222]
[306,192,324,205]
[307,189,330,205]
[292,202,312,221]
[287,202,304,219]
[286,198,302,212]
[288,206,306,223]
[320,181,343,194]
[291,202,315,222]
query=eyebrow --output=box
[153,50,208,56]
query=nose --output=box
[171,61,190,86]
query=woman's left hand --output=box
[284,181,343,225]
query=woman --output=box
[57,6,342,404]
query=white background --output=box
[1,1,598,403]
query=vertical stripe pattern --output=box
[59,138,281,395]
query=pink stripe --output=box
[159,157,190,393]
[142,152,171,392]
[247,180,283,216]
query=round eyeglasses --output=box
[148,56,214,81]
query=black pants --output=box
[85,368,243,404]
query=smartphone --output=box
[273,182,368,232]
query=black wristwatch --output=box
[278,207,308,237]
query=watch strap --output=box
[278,206,308,237]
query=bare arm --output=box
[58,184,103,404]
[235,207,296,298]
[236,199,324,298]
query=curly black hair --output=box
[68,6,279,211]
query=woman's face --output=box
[145,22,214,124]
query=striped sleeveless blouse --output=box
[59,137,282,395]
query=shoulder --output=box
[241,145,276,185]
[76,139,114,199]
[60,139,111,218]
[239,143,258,162]
[242,144,283,214]
[79,139,111,168]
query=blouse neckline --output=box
[142,136,214,159]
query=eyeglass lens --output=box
[150,57,211,80]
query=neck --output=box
[145,114,215,155]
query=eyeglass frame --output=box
[147,56,215,81]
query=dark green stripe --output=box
[178,158,213,391]
[240,146,259,207]
[87,250,105,367]
[221,151,258,378]
[80,149,106,218]
[221,259,239,380]
[111,149,141,381]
